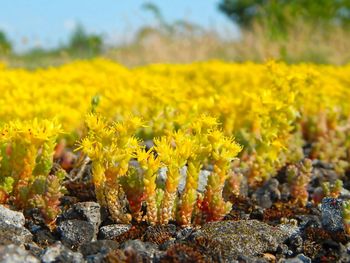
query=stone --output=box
[277,223,300,240]
[0,244,39,263]
[286,234,303,254]
[252,179,281,209]
[159,239,176,251]
[197,170,211,193]
[120,239,160,261]
[278,254,311,263]
[295,215,322,230]
[158,168,211,193]
[86,253,105,263]
[40,242,84,263]
[192,220,293,260]
[79,240,119,260]
[321,197,344,232]
[178,166,187,193]
[79,240,119,263]
[0,206,32,246]
[32,228,57,247]
[144,140,154,151]
[73,202,101,239]
[276,244,289,256]
[57,220,95,248]
[0,205,25,227]
[280,183,292,201]
[0,222,33,246]
[98,224,131,240]
[340,187,350,200]
[176,226,193,240]
[237,254,268,262]
[157,167,167,188]
[0,221,33,246]
[25,243,43,258]
[339,243,350,263]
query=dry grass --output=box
[2,21,350,68]
[106,22,350,66]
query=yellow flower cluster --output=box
[1,59,350,225]
[80,113,241,225]
[0,119,64,227]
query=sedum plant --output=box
[0,119,64,226]
[286,158,313,206]
[31,171,66,229]
[119,166,145,222]
[198,130,242,222]
[2,60,350,228]
[322,179,343,199]
[136,147,161,224]
[78,113,143,223]
[313,179,344,205]
[153,115,242,225]
[176,116,216,225]
[80,113,242,226]
[154,130,193,224]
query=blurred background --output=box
[1,0,350,68]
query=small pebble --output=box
[98,224,131,240]
[321,197,344,232]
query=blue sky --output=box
[0,0,236,52]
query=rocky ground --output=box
[1,160,350,263]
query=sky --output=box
[0,0,237,52]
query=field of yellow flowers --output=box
[1,59,350,230]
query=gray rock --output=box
[158,168,211,193]
[295,215,321,230]
[198,170,211,193]
[159,239,176,251]
[86,253,106,263]
[178,166,187,193]
[280,183,291,201]
[276,244,289,255]
[321,197,344,232]
[58,220,95,248]
[157,167,168,188]
[312,166,338,183]
[79,240,119,257]
[0,207,32,246]
[32,227,57,247]
[73,202,101,239]
[176,226,193,240]
[192,220,293,260]
[0,205,25,227]
[252,179,281,208]
[238,175,249,197]
[286,234,303,254]
[0,221,33,246]
[144,140,154,150]
[25,243,43,258]
[0,244,39,263]
[237,254,269,263]
[98,224,131,240]
[278,254,311,263]
[277,223,300,239]
[340,187,350,199]
[339,243,350,263]
[41,242,84,263]
[120,239,160,261]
